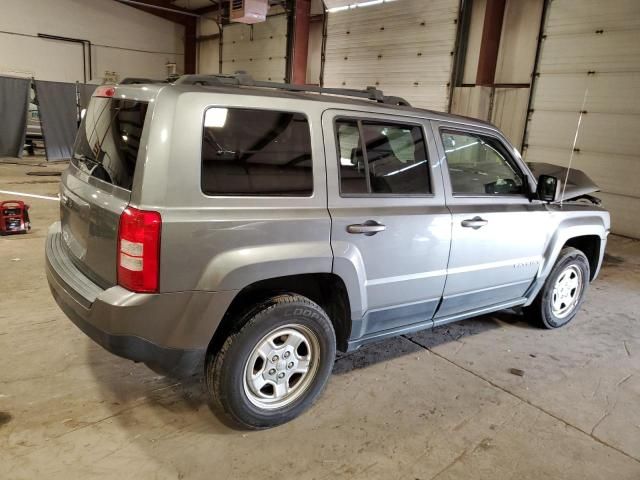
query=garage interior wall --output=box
[198,19,221,74]
[219,8,289,82]
[523,0,640,239]
[306,0,326,85]
[450,0,544,147]
[306,19,324,84]
[0,0,184,83]
[323,0,459,111]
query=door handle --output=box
[347,220,386,236]
[461,216,488,229]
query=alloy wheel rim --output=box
[551,265,583,319]
[243,324,320,410]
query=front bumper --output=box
[45,222,237,376]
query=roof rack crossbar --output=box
[173,73,411,106]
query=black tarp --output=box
[0,75,30,157]
[34,80,78,161]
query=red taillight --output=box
[117,207,161,293]
[93,85,116,98]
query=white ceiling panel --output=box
[324,0,400,10]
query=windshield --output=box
[72,97,149,191]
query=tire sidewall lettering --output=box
[283,307,321,320]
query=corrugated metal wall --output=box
[450,85,491,118]
[450,86,532,148]
[221,14,288,82]
[450,0,543,148]
[491,87,530,148]
[523,0,640,238]
[197,18,220,75]
[323,0,459,111]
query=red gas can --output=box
[0,200,31,235]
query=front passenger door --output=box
[434,123,551,321]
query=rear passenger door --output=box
[323,110,451,341]
[433,121,550,321]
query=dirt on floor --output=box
[1,159,639,479]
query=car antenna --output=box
[561,83,590,207]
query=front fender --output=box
[524,211,609,305]
[197,241,334,291]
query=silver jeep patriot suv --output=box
[46,74,610,429]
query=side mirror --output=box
[536,174,559,202]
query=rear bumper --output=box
[45,222,237,375]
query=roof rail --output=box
[119,77,166,85]
[173,73,411,107]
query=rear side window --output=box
[201,108,313,196]
[72,98,148,191]
[336,118,430,195]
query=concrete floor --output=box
[1,158,639,479]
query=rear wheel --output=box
[206,294,336,429]
[525,247,590,329]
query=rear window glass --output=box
[201,108,313,196]
[72,98,148,191]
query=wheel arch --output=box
[207,273,353,358]
[562,235,601,281]
[524,217,607,306]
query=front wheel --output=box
[525,247,590,329]
[206,294,336,429]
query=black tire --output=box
[206,294,336,429]
[525,247,590,329]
